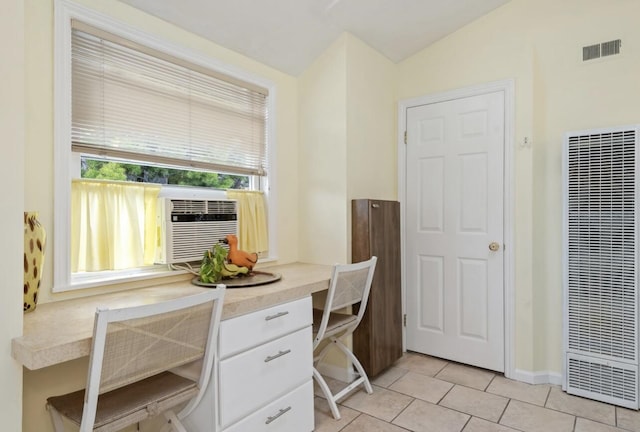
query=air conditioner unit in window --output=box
[156,198,238,265]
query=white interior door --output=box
[405,91,505,372]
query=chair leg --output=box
[333,338,373,394]
[162,410,188,432]
[47,404,66,432]
[312,367,342,420]
[313,340,335,366]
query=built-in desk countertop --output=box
[12,262,332,371]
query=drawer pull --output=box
[265,406,292,424]
[264,349,291,363]
[265,311,289,321]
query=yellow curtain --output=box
[225,190,268,254]
[71,179,161,272]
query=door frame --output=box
[397,79,515,379]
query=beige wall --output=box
[0,0,25,429]
[529,0,640,373]
[345,35,397,202]
[298,35,349,265]
[398,0,640,375]
[299,33,397,264]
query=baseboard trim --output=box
[316,362,356,383]
[319,363,563,387]
[512,369,562,386]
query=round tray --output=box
[191,271,282,288]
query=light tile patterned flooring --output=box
[314,352,640,432]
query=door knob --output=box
[489,242,500,252]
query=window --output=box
[54,2,276,292]
[70,22,268,177]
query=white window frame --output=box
[54,0,278,292]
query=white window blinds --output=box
[71,22,268,176]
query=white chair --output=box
[313,256,377,420]
[46,285,225,432]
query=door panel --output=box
[460,153,488,232]
[458,258,488,340]
[419,157,445,231]
[405,91,505,372]
[419,255,444,332]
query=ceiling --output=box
[119,0,511,76]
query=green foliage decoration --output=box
[199,243,229,284]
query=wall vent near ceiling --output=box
[602,39,622,57]
[583,44,600,61]
[583,39,622,61]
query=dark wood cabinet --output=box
[352,199,402,377]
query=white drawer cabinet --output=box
[224,380,314,432]
[183,296,314,432]
[219,326,312,428]
[219,296,312,358]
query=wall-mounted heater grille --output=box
[156,198,237,264]
[564,126,639,409]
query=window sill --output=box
[69,266,188,291]
[66,255,279,292]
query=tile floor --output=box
[313,352,640,432]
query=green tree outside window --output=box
[81,158,249,189]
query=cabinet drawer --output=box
[219,296,312,358]
[219,326,312,428]
[223,380,314,432]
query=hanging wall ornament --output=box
[24,212,45,312]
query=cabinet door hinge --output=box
[404,130,407,144]
[403,314,407,327]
